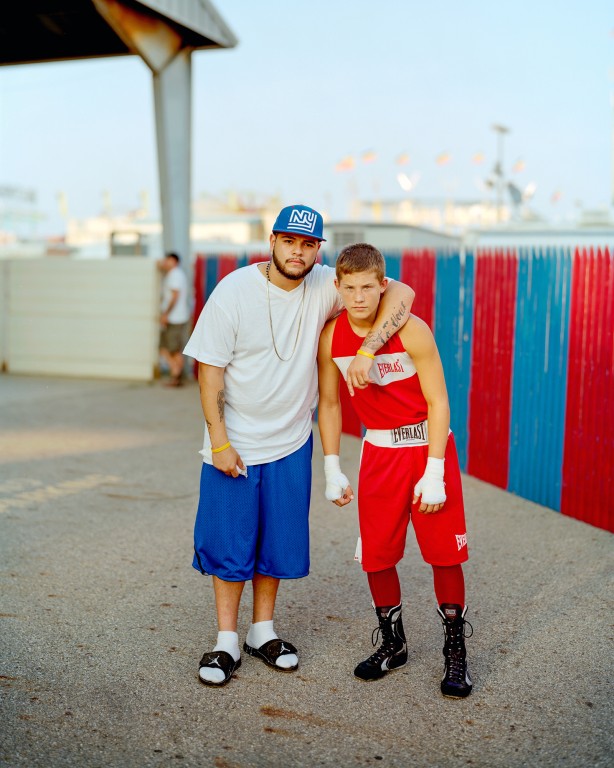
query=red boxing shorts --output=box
[357,432,468,571]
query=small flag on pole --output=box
[396,152,410,166]
[472,152,485,165]
[512,159,526,173]
[361,149,377,164]
[436,152,451,166]
[335,156,355,172]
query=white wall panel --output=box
[5,259,160,380]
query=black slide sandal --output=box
[243,639,298,671]
[197,651,241,687]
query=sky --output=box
[0,0,613,236]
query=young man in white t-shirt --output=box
[183,204,416,687]
[159,252,191,387]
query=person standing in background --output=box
[159,252,191,387]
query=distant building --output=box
[464,223,614,250]
[324,221,460,253]
[355,196,513,233]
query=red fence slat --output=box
[248,253,269,265]
[467,248,518,488]
[218,254,238,282]
[561,247,614,530]
[192,253,206,327]
[400,248,436,328]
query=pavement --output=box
[1,374,612,768]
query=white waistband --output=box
[364,421,429,448]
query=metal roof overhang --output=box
[0,0,237,66]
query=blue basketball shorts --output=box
[192,435,313,581]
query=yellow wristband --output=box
[356,349,375,360]
[211,441,231,454]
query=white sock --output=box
[246,620,298,670]
[199,631,240,684]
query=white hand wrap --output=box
[324,455,350,501]
[414,457,446,505]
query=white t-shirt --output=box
[161,266,190,324]
[184,263,344,465]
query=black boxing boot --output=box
[354,603,407,681]
[437,603,473,698]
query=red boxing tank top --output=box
[331,311,428,429]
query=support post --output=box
[153,49,192,262]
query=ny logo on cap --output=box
[288,209,317,234]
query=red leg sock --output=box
[367,566,401,608]
[432,564,465,606]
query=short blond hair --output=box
[335,243,385,282]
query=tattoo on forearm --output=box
[363,331,386,352]
[206,418,212,431]
[364,301,408,351]
[390,301,408,329]
[216,390,225,421]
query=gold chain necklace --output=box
[265,260,307,361]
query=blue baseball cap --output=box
[272,204,326,242]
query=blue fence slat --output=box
[382,251,401,281]
[547,247,573,506]
[434,249,474,470]
[508,246,571,509]
[205,257,219,302]
[320,251,334,267]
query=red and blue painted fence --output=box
[192,246,613,532]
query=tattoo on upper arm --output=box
[217,390,225,421]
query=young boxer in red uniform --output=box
[317,243,473,698]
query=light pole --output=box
[492,124,510,222]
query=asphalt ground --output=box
[1,374,612,768]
